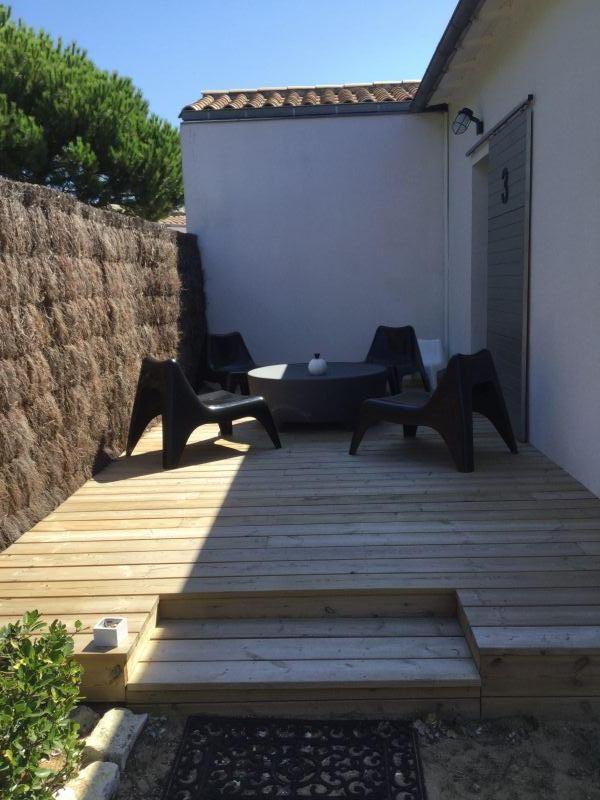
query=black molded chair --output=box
[127,357,280,469]
[206,332,256,395]
[350,349,517,472]
[365,325,431,393]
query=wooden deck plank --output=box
[45,499,598,521]
[61,488,593,509]
[28,518,600,537]
[473,626,600,654]
[19,524,600,548]
[127,657,481,690]
[0,613,149,634]
[30,506,600,531]
[0,595,158,614]
[458,588,600,606]
[142,636,471,662]
[3,572,600,599]
[9,530,600,555]
[1,541,583,568]
[3,555,600,583]
[461,605,600,626]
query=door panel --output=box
[487,107,532,442]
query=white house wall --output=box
[181,113,445,364]
[443,0,600,494]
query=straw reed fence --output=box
[0,178,205,548]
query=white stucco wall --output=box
[442,0,600,494]
[181,112,445,363]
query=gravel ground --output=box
[114,712,185,800]
[418,714,600,800]
[116,711,600,800]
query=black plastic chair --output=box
[365,325,431,393]
[127,358,280,469]
[350,349,517,472]
[206,332,256,395]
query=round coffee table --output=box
[247,362,387,427]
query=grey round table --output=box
[247,362,387,428]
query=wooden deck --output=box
[2,417,600,717]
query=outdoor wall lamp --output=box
[452,107,484,136]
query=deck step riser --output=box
[127,698,482,719]
[158,592,456,620]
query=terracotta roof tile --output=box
[160,211,186,228]
[286,91,303,106]
[265,91,285,106]
[197,93,231,111]
[183,82,419,114]
[354,86,375,102]
[320,88,338,105]
[389,84,413,102]
[229,93,249,109]
[337,87,355,103]
[302,90,320,106]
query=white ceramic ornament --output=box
[308,353,327,375]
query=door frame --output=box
[519,106,533,443]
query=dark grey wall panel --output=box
[488,220,525,243]
[486,106,532,442]
[488,206,524,232]
[488,190,527,219]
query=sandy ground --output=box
[115,712,600,800]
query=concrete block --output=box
[55,761,119,800]
[83,708,147,770]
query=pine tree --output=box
[0,5,183,220]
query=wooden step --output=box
[126,616,481,716]
[458,591,600,717]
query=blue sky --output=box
[10,0,456,126]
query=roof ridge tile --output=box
[183,81,419,114]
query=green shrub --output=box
[0,611,83,799]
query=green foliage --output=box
[0,611,84,800]
[0,5,183,219]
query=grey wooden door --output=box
[487,107,532,442]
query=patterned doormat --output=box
[162,717,427,800]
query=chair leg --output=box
[240,374,250,396]
[162,418,194,470]
[254,409,281,449]
[219,420,233,437]
[125,396,160,456]
[437,424,474,473]
[475,385,518,453]
[403,425,417,438]
[349,413,376,455]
